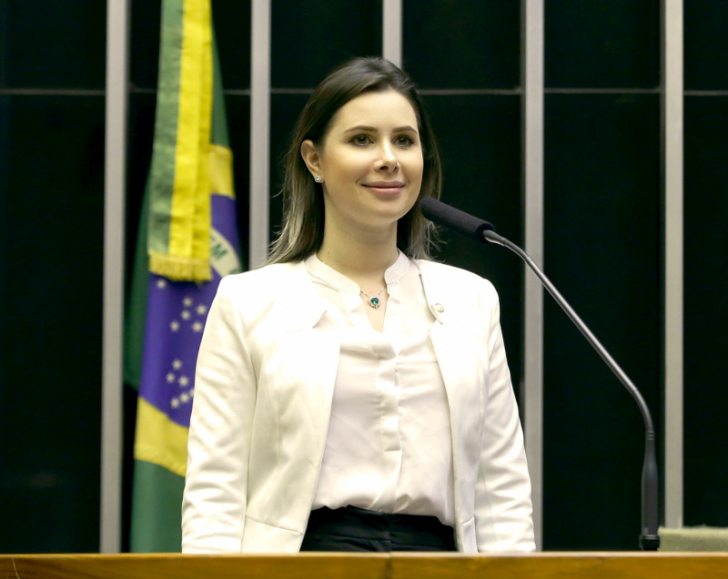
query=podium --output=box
[1,553,727,579]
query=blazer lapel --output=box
[419,262,481,421]
[429,318,482,441]
[269,262,341,469]
[420,262,484,530]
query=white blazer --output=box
[182,259,535,553]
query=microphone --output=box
[419,197,495,244]
[419,197,661,551]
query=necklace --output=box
[360,287,386,309]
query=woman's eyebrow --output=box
[343,124,418,133]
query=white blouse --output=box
[305,251,456,526]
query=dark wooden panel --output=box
[0,1,106,89]
[0,95,105,552]
[543,94,661,549]
[545,0,660,89]
[271,0,381,88]
[403,0,520,89]
[685,0,728,91]
[683,95,728,526]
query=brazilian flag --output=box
[124,0,242,552]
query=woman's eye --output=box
[395,135,415,147]
[351,134,371,146]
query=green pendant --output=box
[369,296,380,308]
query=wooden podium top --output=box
[1,552,727,579]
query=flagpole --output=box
[101,0,130,554]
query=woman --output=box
[182,57,534,553]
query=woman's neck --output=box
[317,222,399,287]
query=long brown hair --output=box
[268,57,442,264]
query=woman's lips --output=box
[363,182,404,195]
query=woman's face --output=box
[304,90,424,236]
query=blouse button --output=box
[434,303,445,313]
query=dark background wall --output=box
[683,0,728,529]
[542,0,662,549]
[1,0,726,553]
[0,0,107,553]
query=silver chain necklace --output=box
[360,287,386,309]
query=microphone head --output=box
[419,197,495,244]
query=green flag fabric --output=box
[126,0,241,552]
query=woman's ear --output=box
[301,140,322,178]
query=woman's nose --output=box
[377,142,399,171]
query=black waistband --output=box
[303,506,456,551]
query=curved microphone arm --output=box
[483,229,660,551]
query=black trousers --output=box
[300,506,457,552]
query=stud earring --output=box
[315,175,322,183]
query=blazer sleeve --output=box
[473,281,536,552]
[182,277,257,553]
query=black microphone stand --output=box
[482,229,660,551]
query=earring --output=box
[315,175,322,183]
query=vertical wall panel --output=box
[544,0,660,88]
[250,0,271,268]
[683,96,728,527]
[1,2,106,89]
[684,0,728,91]
[0,0,107,555]
[521,0,545,549]
[543,94,661,549]
[543,0,662,550]
[102,0,129,552]
[403,0,519,89]
[382,0,402,67]
[213,1,252,90]
[0,95,105,553]
[662,0,683,530]
[128,0,162,90]
[682,0,728,530]
[271,0,381,89]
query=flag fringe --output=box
[149,251,212,282]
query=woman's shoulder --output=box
[414,258,497,297]
[216,261,306,302]
[414,259,501,322]
[223,260,301,283]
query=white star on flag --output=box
[181,310,191,320]
[172,359,182,369]
[183,297,193,307]
[171,398,180,408]
[196,304,207,315]
[192,322,203,332]
[180,393,190,403]
[166,373,175,383]
[179,376,189,387]
[156,279,167,289]
[170,320,180,332]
